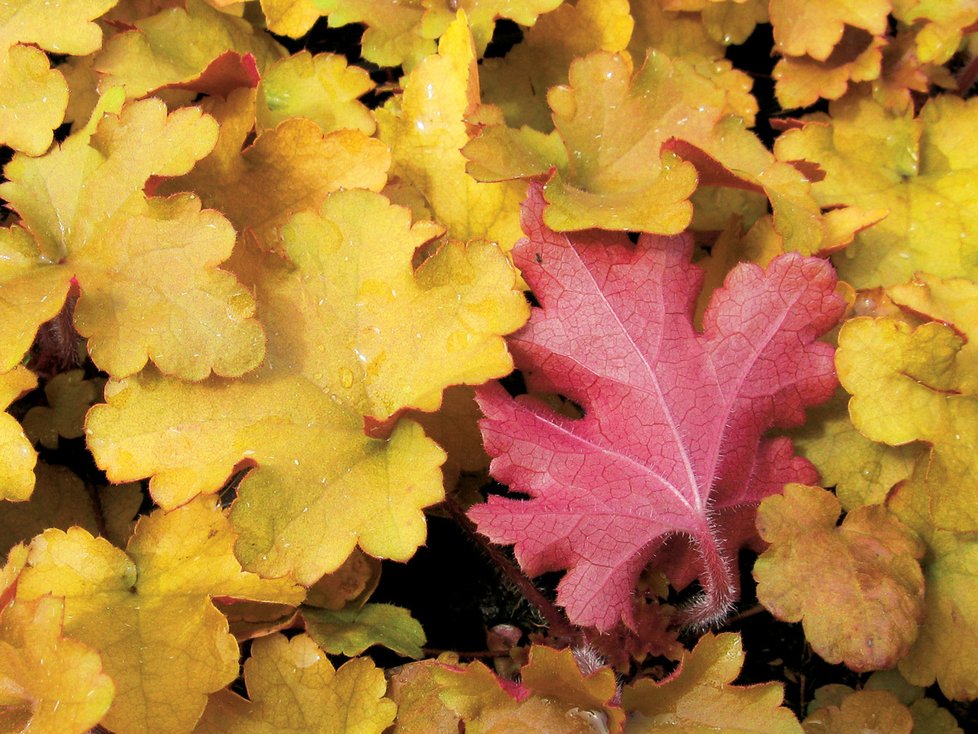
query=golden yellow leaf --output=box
[0,366,37,502]
[769,0,890,61]
[315,0,563,70]
[258,0,322,38]
[622,633,802,733]
[376,12,526,252]
[387,660,462,734]
[754,484,925,672]
[774,31,885,109]
[802,689,913,733]
[162,86,389,252]
[893,0,978,64]
[194,634,396,734]
[15,497,304,734]
[0,595,114,734]
[0,462,98,557]
[0,0,117,154]
[94,0,284,98]
[0,95,266,380]
[776,93,978,288]
[409,385,490,490]
[631,1,724,59]
[23,369,103,448]
[0,224,72,373]
[257,51,376,135]
[480,0,634,132]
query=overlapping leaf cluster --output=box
[1,0,976,731]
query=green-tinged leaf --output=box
[303,603,425,659]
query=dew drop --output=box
[339,366,354,388]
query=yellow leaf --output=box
[1,96,265,380]
[16,497,304,734]
[0,366,37,502]
[480,0,634,132]
[409,385,490,490]
[892,0,978,64]
[792,390,922,509]
[802,689,913,733]
[0,463,98,557]
[0,595,114,734]
[0,0,117,154]
[376,12,526,251]
[774,31,885,109]
[387,660,462,734]
[259,0,322,38]
[754,484,925,672]
[163,86,389,252]
[0,224,72,373]
[194,634,396,734]
[23,369,103,448]
[257,51,376,135]
[631,1,724,59]
[94,0,284,98]
[622,633,802,733]
[769,0,890,61]
[315,0,563,70]
[776,93,978,288]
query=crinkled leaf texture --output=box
[470,185,843,631]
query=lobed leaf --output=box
[303,602,426,659]
[0,366,37,501]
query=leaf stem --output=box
[443,494,577,640]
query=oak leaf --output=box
[0,550,114,734]
[15,497,304,734]
[470,185,842,631]
[0,93,266,380]
[622,632,802,733]
[775,93,978,288]
[193,634,396,734]
[753,484,925,672]
[376,12,526,252]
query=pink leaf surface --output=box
[469,184,844,631]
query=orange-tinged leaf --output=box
[15,497,304,734]
[0,224,73,373]
[621,632,802,733]
[774,30,885,108]
[315,0,563,69]
[1,96,266,380]
[303,602,426,659]
[256,51,376,135]
[409,385,490,490]
[0,366,37,502]
[387,660,461,733]
[769,0,890,61]
[435,647,623,734]
[304,549,380,610]
[776,93,978,288]
[480,0,634,132]
[0,595,114,734]
[193,633,396,734]
[754,484,925,672]
[94,0,284,99]
[162,86,389,252]
[376,12,526,251]
[22,369,103,448]
[892,0,978,64]
[0,463,99,557]
[802,689,913,733]
[86,371,447,580]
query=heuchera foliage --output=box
[1,0,977,731]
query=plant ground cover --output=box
[2,1,978,732]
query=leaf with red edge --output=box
[468,184,843,631]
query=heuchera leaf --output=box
[0,546,114,734]
[769,0,889,61]
[753,484,925,672]
[621,632,802,733]
[0,365,37,501]
[775,93,978,288]
[0,0,117,155]
[802,689,913,734]
[469,185,843,631]
[0,94,266,380]
[15,497,305,734]
[22,369,102,448]
[193,633,396,734]
[375,12,526,252]
[303,602,426,659]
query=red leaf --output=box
[469,184,843,632]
